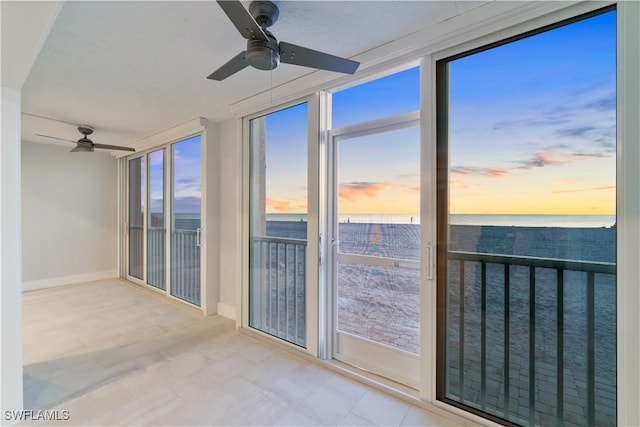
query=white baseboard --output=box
[217,302,236,321]
[23,270,118,292]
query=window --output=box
[437,8,616,426]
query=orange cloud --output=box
[266,199,292,212]
[451,166,508,178]
[339,182,391,202]
[553,185,615,194]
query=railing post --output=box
[459,259,465,401]
[587,271,595,426]
[557,269,565,425]
[504,263,511,418]
[481,261,487,411]
[529,266,536,426]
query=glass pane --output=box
[147,149,165,290]
[336,126,420,354]
[332,66,419,128]
[249,103,308,347]
[171,136,201,306]
[128,156,144,280]
[440,10,616,426]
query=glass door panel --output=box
[249,103,308,347]
[437,9,616,426]
[333,125,420,387]
[171,136,202,306]
[147,149,165,290]
[128,156,144,280]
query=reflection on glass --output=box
[171,136,201,306]
[249,103,308,347]
[128,157,144,280]
[147,149,165,290]
[336,127,420,354]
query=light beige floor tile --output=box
[22,280,478,427]
[89,385,185,426]
[400,407,465,427]
[273,409,322,426]
[338,412,377,426]
[298,375,369,425]
[350,389,411,426]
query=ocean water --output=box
[266,213,616,228]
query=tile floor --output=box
[22,279,468,426]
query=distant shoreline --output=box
[265,221,616,263]
[265,213,616,228]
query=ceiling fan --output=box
[208,0,360,81]
[36,126,135,153]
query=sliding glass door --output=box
[171,136,202,306]
[248,103,309,347]
[128,156,144,280]
[126,135,202,307]
[436,8,616,426]
[147,149,165,290]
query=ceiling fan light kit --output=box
[209,0,360,81]
[37,125,135,153]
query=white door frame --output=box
[327,111,421,388]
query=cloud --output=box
[493,115,570,131]
[583,92,616,112]
[555,126,596,138]
[266,199,291,212]
[513,150,608,171]
[174,196,201,213]
[553,185,615,194]
[265,198,307,212]
[339,182,391,202]
[451,166,507,178]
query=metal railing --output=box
[147,227,166,290]
[445,250,616,426]
[250,236,307,347]
[128,225,200,306]
[129,225,144,279]
[171,229,201,306]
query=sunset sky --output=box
[259,9,615,217]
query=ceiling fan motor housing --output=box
[246,31,279,70]
[249,1,279,28]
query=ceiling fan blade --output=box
[208,51,249,81]
[36,134,76,143]
[217,0,268,41]
[93,143,135,152]
[279,41,360,74]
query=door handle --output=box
[196,228,202,247]
[426,243,434,280]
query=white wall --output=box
[1,87,24,421]
[21,141,118,290]
[215,118,242,319]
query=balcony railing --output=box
[171,229,200,306]
[250,236,306,347]
[445,250,616,426]
[147,227,166,290]
[128,225,200,306]
[129,225,144,279]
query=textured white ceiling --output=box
[20,1,488,149]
